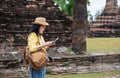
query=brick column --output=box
[72,0,87,54]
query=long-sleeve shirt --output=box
[27,32,47,53]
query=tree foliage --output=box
[54,0,90,17]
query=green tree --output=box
[54,0,90,17]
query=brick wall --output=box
[0,0,73,52]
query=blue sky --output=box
[87,0,120,19]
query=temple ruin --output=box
[0,0,73,77]
[0,0,120,77]
[0,0,73,53]
[89,0,120,37]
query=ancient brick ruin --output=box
[0,0,73,53]
[89,0,120,37]
[0,0,120,77]
[0,0,73,77]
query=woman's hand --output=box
[45,41,55,46]
[37,41,55,50]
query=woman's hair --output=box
[28,24,41,35]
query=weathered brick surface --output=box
[0,52,120,76]
[0,0,72,52]
[89,0,120,37]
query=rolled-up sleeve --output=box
[28,32,39,52]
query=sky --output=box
[87,0,120,20]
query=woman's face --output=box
[39,25,46,34]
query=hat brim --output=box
[31,22,49,26]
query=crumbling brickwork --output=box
[89,0,120,37]
[0,0,72,52]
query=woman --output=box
[27,17,55,78]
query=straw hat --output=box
[31,17,49,26]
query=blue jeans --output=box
[29,66,46,78]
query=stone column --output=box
[72,0,87,54]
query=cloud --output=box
[88,0,106,16]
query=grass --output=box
[0,71,119,78]
[47,71,120,78]
[86,38,120,53]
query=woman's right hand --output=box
[45,41,55,46]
